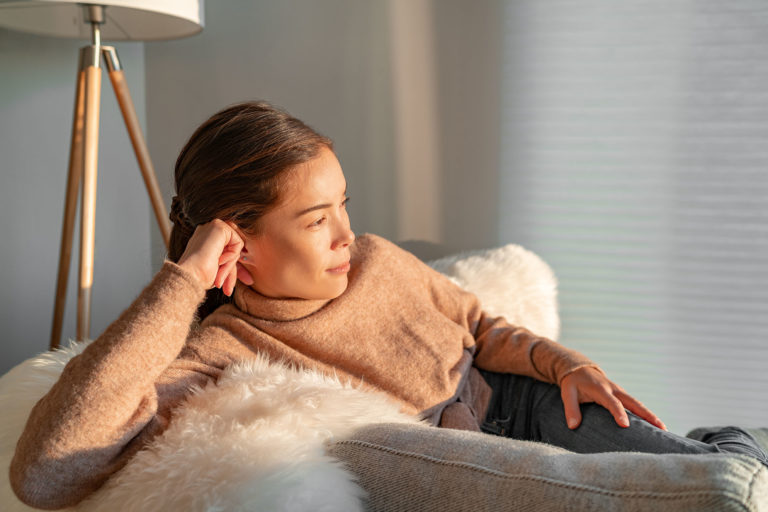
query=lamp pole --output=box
[50,4,171,349]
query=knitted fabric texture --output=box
[10,234,597,509]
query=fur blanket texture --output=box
[0,243,559,511]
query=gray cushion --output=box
[749,428,768,452]
[328,423,768,512]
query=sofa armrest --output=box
[747,428,768,452]
[328,422,768,512]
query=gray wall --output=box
[434,0,503,253]
[0,30,150,374]
[145,0,505,267]
[0,0,504,372]
[145,0,397,268]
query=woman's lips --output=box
[327,261,351,274]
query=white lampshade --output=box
[0,0,204,41]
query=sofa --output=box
[1,243,766,511]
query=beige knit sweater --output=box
[10,234,599,509]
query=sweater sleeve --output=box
[422,262,602,386]
[470,312,603,385]
[9,261,212,510]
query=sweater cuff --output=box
[557,363,606,387]
[530,338,601,386]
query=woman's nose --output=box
[332,223,355,250]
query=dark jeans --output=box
[479,369,768,468]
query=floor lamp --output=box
[0,1,204,349]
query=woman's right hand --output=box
[176,219,254,296]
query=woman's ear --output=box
[223,220,256,286]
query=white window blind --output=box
[498,0,768,435]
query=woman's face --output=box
[236,146,355,300]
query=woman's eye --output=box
[310,216,326,228]
[341,196,350,208]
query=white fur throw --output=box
[428,244,560,341]
[0,244,558,511]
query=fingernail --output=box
[621,417,630,428]
[567,418,577,429]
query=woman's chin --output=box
[319,275,349,300]
[326,276,349,300]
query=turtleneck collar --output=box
[232,283,331,322]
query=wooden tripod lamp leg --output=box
[103,46,171,250]
[50,52,88,350]
[77,47,102,342]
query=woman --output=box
[11,100,767,509]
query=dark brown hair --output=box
[168,100,333,320]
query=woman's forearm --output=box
[473,313,600,385]
[9,261,206,509]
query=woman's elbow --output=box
[9,451,98,510]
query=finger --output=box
[218,250,240,268]
[223,219,242,238]
[560,385,582,429]
[222,221,245,249]
[616,391,667,431]
[223,238,244,259]
[614,390,657,425]
[223,263,238,296]
[213,265,225,289]
[597,393,630,428]
[218,235,243,262]
[214,258,236,289]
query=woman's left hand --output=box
[559,366,667,431]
